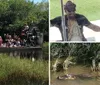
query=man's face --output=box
[65,10,75,19]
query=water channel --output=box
[0,47,43,60]
[51,65,100,85]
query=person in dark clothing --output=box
[0,36,3,46]
[50,1,100,41]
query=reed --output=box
[0,54,48,85]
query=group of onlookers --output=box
[0,36,3,46]
[0,34,26,47]
[0,24,40,47]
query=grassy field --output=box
[50,0,100,21]
[0,54,48,85]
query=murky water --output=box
[7,50,43,60]
[51,66,100,85]
[0,47,43,60]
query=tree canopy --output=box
[0,0,48,41]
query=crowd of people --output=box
[0,24,29,47]
[0,24,42,47]
[0,36,3,47]
[0,34,26,47]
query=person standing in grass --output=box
[0,36,3,46]
[50,1,100,41]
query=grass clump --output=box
[42,42,49,60]
[0,54,48,85]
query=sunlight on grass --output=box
[0,54,48,85]
[50,0,100,21]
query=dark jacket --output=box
[50,14,90,41]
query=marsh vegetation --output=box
[50,43,100,85]
[0,54,48,85]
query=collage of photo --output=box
[0,0,100,85]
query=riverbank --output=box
[0,54,48,85]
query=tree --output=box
[50,43,100,65]
[0,0,49,42]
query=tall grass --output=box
[0,54,48,85]
[42,42,49,60]
[50,0,100,21]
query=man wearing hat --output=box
[50,1,100,41]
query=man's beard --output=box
[68,15,75,20]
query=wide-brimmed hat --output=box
[64,1,76,12]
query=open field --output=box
[50,0,100,21]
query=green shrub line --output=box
[0,54,48,84]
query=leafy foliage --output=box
[50,43,100,65]
[0,0,48,41]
